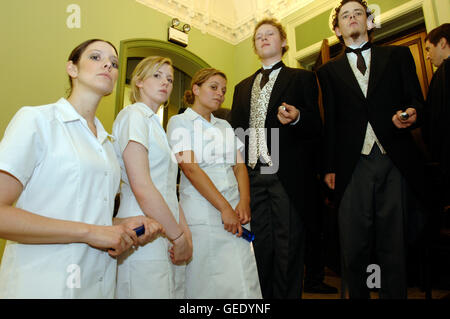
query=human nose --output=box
[103,60,112,70]
[160,77,170,86]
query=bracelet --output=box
[171,231,184,242]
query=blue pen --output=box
[241,227,255,242]
[134,225,145,237]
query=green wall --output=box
[0,0,237,138]
[294,0,412,51]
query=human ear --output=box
[439,37,448,49]
[335,27,342,37]
[66,61,78,78]
[136,79,144,88]
[367,15,375,31]
[192,84,200,96]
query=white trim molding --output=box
[136,0,315,45]
[286,0,441,69]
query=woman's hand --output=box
[235,199,251,225]
[169,232,193,265]
[221,206,243,237]
[86,224,138,258]
[117,215,164,247]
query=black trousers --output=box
[248,168,305,299]
[339,145,408,299]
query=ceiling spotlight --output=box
[182,24,191,33]
[171,18,180,28]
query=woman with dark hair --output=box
[167,68,261,298]
[0,39,162,298]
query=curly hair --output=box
[331,0,375,43]
[252,18,289,56]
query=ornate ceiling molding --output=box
[136,0,315,45]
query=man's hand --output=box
[277,102,300,125]
[392,107,417,129]
[324,173,335,190]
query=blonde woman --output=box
[167,68,261,298]
[113,56,192,298]
[0,39,162,298]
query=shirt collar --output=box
[262,59,282,70]
[56,98,84,123]
[347,41,369,50]
[56,97,114,144]
[134,102,157,118]
[185,107,218,125]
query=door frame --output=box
[115,38,210,116]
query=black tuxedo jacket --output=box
[316,45,426,199]
[229,65,322,216]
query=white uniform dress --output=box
[0,98,120,298]
[113,102,184,299]
[167,108,261,299]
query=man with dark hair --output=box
[423,23,450,213]
[229,18,322,299]
[317,0,426,298]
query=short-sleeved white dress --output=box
[0,98,120,298]
[167,108,261,299]
[113,102,184,298]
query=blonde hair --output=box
[129,56,173,104]
[183,68,227,105]
[252,18,289,56]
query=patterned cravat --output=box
[259,61,284,89]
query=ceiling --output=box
[137,0,316,45]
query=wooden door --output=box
[383,29,433,160]
[314,39,331,123]
[384,30,434,99]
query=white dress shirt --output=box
[0,98,120,298]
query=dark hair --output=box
[252,18,289,56]
[425,23,450,46]
[332,0,374,44]
[67,39,118,95]
[183,68,227,105]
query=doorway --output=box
[115,39,210,129]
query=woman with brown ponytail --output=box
[167,68,261,298]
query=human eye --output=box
[89,54,101,61]
[167,77,173,84]
[355,11,363,16]
[111,60,119,69]
[153,73,161,78]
